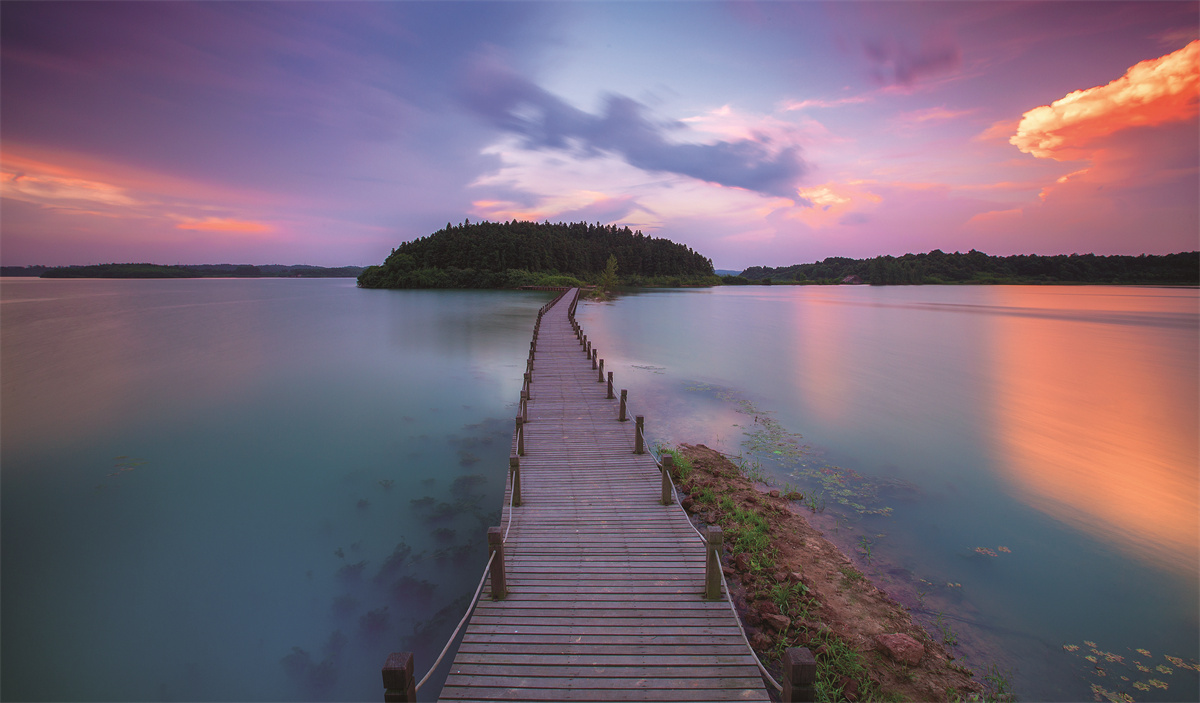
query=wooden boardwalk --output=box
[436,288,770,702]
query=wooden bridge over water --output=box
[383,288,814,701]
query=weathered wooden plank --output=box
[435,289,766,702]
[441,681,768,695]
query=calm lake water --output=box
[2,280,1196,702]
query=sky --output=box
[1,1,1197,270]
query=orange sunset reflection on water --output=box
[989,288,1199,576]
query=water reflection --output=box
[990,290,1199,576]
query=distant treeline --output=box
[359,219,718,289]
[12,264,364,279]
[734,250,1199,286]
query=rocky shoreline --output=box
[673,444,984,702]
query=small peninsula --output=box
[357,220,719,289]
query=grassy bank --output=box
[665,444,1004,702]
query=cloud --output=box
[863,34,961,87]
[461,55,807,197]
[781,96,869,111]
[1010,40,1199,160]
[174,217,274,235]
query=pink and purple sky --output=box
[1,1,1196,270]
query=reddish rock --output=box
[762,613,791,632]
[769,489,781,498]
[750,632,772,650]
[680,497,694,512]
[839,676,861,701]
[876,633,924,665]
[734,553,752,572]
[755,599,780,616]
[787,570,803,584]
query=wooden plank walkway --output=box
[437,288,770,702]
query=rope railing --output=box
[385,287,807,701]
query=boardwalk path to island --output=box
[427,287,772,701]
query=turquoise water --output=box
[576,285,1199,702]
[1,279,554,701]
[3,281,1196,702]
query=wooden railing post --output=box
[382,652,416,702]
[705,526,723,600]
[592,349,598,369]
[781,648,818,702]
[488,527,507,599]
[634,415,644,454]
[585,340,591,357]
[524,371,531,387]
[509,455,522,506]
[597,359,604,383]
[619,390,628,421]
[582,333,587,349]
[606,371,614,399]
[660,454,673,505]
[515,418,525,456]
[520,390,529,422]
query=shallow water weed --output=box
[1061,639,1199,700]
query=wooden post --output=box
[781,648,818,702]
[515,418,524,456]
[509,455,521,506]
[598,359,604,383]
[634,415,644,454]
[661,454,673,505]
[583,334,588,349]
[705,526,723,600]
[592,349,598,369]
[524,371,531,387]
[619,389,628,421]
[520,390,529,422]
[606,371,614,399]
[585,340,591,357]
[488,527,507,599]
[382,652,416,702]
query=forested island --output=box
[3,263,364,278]
[734,250,1199,286]
[357,220,718,289]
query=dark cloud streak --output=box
[462,58,806,198]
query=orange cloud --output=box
[1010,40,1199,160]
[174,217,274,234]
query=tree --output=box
[600,254,619,290]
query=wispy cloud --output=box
[461,55,807,198]
[863,33,961,87]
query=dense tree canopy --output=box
[358,220,716,289]
[739,250,1199,286]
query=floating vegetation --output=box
[378,479,394,490]
[106,456,147,479]
[457,451,480,467]
[331,595,359,618]
[450,474,488,498]
[336,560,367,584]
[358,606,389,637]
[334,547,344,559]
[373,541,412,584]
[432,527,456,543]
[997,546,1011,553]
[356,498,370,510]
[683,382,898,517]
[410,496,436,509]
[1062,639,1197,701]
[974,547,999,557]
[631,364,666,374]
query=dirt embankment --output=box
[676,444,983,702]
